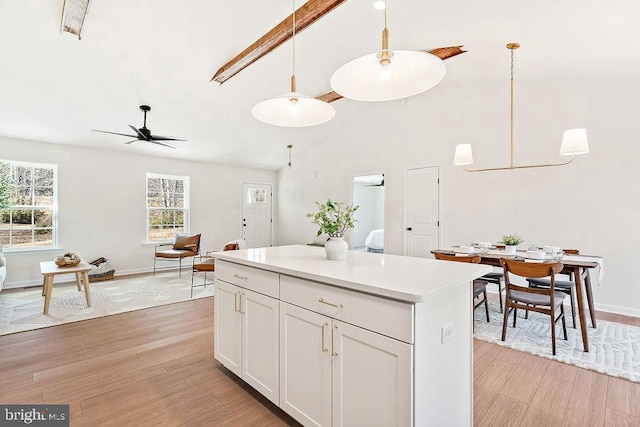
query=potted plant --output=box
[499,233,523,255]
[307,199,359,260]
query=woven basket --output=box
[88,270,115,282]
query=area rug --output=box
[0,273,214,336]
[473,300,640,383]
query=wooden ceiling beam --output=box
[60,0,91,40]
[316,45,468,103]
[211,0,347,85]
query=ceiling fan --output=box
[92,105,186,149]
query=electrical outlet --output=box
[441,322,454,344]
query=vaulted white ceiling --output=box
[0,0,637,170]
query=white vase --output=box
[325,237,348,260]
[505,245,517,255]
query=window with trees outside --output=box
[0,160,57,250]
[146,173,190,242]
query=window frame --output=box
[0,159,58,252]
[145,172,190,243]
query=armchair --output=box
[153,232,201,278]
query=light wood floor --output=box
[0,297,638,426]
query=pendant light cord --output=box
[291,0,296,92]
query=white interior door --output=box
[405,167,440,258]
[242,182,272,248]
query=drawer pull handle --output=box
[331,325,338,356]
[234,291,240,313]
[233,274,248,280]
[319,298,343,308]
[238,291,245,314]
[321,322,329,352]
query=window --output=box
[0,160,58,250]
[146,173,190,242]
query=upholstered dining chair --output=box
[191,239,247,297]
[526,249,579,328]
[500,258,568,355]
[153,232,201,278]
[433,253,490,330]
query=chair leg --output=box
[561,305,568,340]
[153,256,157,277]
[178,257,182,278]
[551,306,557,356]
[513,307,518,327]
[498,280,504,313]
[569,288,577,329]
[525,304,529,319]
[501,301,510,341]
[483,289,490,322]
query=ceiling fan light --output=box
[559,128,589,156]
[330,50,446,102]
[252,92,336,127]
[453,144,474,165]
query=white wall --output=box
[275,76,640,317]
[0,137,275,287]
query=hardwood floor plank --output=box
[562,369,608,427]
[473,359,520,421]
[606,376,640,418]
[501,353,551,403]
[546,359,579,383]
[604,408,640,426]
[473,339,497,381]
[519,375,573,426]
[476,394,528,427]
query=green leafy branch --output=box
[306,199,359,238]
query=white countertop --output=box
[214,245,491,303]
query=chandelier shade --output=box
[252,92,336,127]
[453,144,474,165]
[559,128,589,156]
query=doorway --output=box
[242,182,273,248]
[405,166,439,258]
[352,174,385,253]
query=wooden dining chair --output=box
[433,253,490,328]
[500,258,568,355]
[526,249,579,328]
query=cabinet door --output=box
[242,288,279,405]
[332,320,413,427]
[280,302,332,427]
[214,279,242,377]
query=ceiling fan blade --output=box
[150,140,177,149]
[150,135,187,141]
[92,129,138,138]
[129,125,150,141]
[124,139,138,145]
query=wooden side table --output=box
[40,260,93,315]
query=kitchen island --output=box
[213,245,490,427]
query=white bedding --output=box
[365,229,384,251]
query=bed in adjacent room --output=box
[365,228,384,253]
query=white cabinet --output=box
[280,301,412,427]
[214,278,279,405]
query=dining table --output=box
[431,247,603,352]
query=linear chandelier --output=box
[252,0,335,127]
[453,43,589,172]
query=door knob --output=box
[406,227,412,231]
